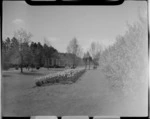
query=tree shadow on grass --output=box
[33,70,87,88]
[33,80,75,89]
[18,72,44,76]
[2,74,11,78]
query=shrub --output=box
[35,68,86,86]
[100,17,147,94]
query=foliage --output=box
[100,15,148,94]
[67,37,83,67]
[2,38,11,70]
[13,28,33,72]
[2,28,59,71]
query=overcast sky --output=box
[3,1,147,53]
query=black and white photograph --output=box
[2,0,148,117]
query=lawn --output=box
[2,68,65,116]
[2,67,148,116]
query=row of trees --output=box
[2,29,58,72]
[66,37,102,69]
[2,29,103,72]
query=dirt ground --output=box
[2,68,148,116]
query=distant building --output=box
[44,53,84,68]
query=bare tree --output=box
[67,37,81,68]
[44,37,51,47]
[83,53,87,69]
[83,51,92,70]
[76,45,84,58]
[89,41,102,69]
[14,28,32,73]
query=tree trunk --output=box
[85,62,87,70]
[20,53,23,73]
[73,54,76,67]
[20,66,23,73]
[89,60,90,70]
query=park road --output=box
[3,68,147,116]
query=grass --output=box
[2,67,147,116]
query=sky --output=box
[2,1,147,53]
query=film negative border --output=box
[1,116,149,119]
[25,0,124,6]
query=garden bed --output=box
[35,68,86,86]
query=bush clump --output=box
[35,68,86,86]
[99,15,148,94]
